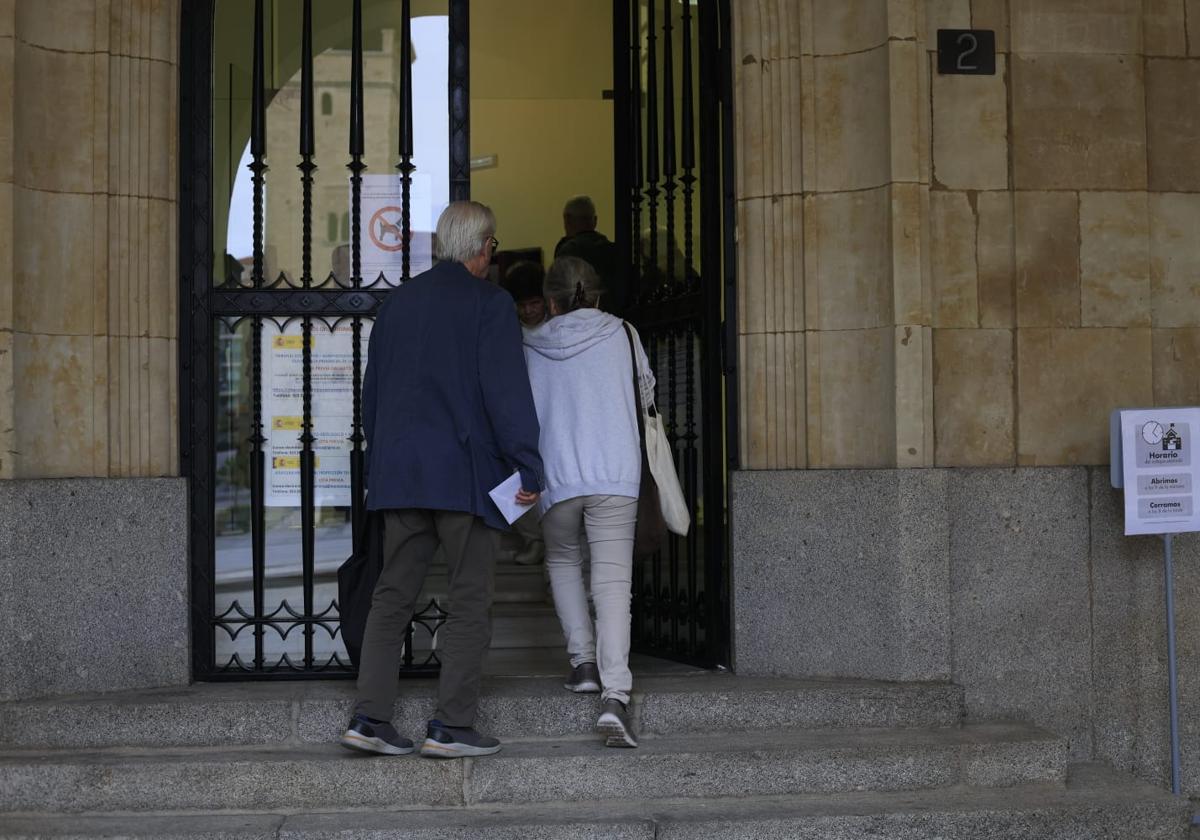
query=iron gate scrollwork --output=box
[614,0,736,668]
[182,0,467,679]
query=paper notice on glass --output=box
[488,470,534,525]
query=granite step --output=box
[0,723,1064,815]
[0,675,963,750]
[0,763,1183,839]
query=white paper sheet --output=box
[488,470,535,525]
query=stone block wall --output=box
[0,478,189,701]
[0,0,180,480]
[734,0,1200,470]
[732,467,1200,792]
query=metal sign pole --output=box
[1164,532,1182,796]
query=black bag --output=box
[337,511,385,668]
[623,323,667,559]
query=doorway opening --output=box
[180,0,735,681]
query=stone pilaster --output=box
[7,0,178,479]
[734,0,934,469]
[0,0,14,479]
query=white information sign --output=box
[359,173,433,282]
[1120,407,1200,535]
[262,320,371,508]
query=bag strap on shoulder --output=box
[622,322,648,448]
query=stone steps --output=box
[0,764,1186,839]
[0,722,1063,815]
[0,676,1187,839]
[0,675,964,750]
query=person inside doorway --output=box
[522,256,655,748]
[341,201,543,760]
[554,195,623,316]
[502,260,548,330]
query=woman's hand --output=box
[515,488,540,506]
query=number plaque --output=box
[936,29,996,76]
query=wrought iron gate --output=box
[614,0,736,668]
[181,0,735,680]
[182,0,468,679]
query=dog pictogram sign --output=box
[368,206,406,252]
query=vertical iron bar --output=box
[645,0,660,300]
[681,0,696,286]
[612,0,632,300]
[249,0,269,672]
[448,0,470,201]
[182,0,217,678]
[348,0,366,552]
[685,324,699,655]
[398,0,414,281]
[666,327,679,651]
[697,0,727,667]
[661,0,677,291]
[649,336,663,647]
[719,0,739,474]
[719,0,738,665]
[630,0,645,305]
[299,0,317,669]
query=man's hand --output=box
[515,488,540,506]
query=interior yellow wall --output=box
[470,1,615,265]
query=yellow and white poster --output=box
[263,321,372,507]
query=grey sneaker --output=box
[564,661,601,693]
[596,699,637,748]
[419,719,502,758]
[339,714,414,755]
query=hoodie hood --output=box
[523,308,624,361]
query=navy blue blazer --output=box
[362,260,544,530]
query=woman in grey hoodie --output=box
[522,256,655,748]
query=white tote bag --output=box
[643,412,691,536]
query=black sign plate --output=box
[937,29,996,75]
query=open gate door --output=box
[612,0,736,668]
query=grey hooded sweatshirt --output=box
[522,309,656,512]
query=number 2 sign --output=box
[937,29,996,76]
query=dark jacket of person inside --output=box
[553,195,624,316]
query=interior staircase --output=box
[0,666,1188,838]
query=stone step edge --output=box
[0,764,1182,837]
[0,674,965,709]
[0,676,967,749]
[0,720,1038,762]
[0,724,1069,817]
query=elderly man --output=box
[553,195,623,315]
[341,201,543,759]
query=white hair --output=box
[434,201,496,263]
[562,195,596,221]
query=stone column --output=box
[6,0,178,479]
[0,0,14,479]
[733,0,934,469]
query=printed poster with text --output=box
[263,320,372,508]
[1121,407,1200,535]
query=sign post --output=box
[1113,407,1200,796]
